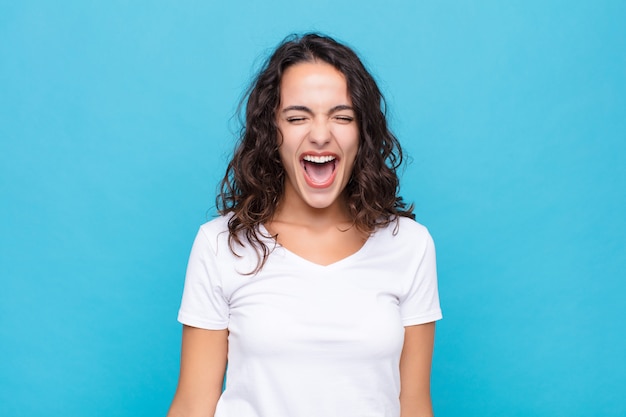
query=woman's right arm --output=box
[167,325,228,417]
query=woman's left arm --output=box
[399,322,436,417]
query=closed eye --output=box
[334,115,354,123]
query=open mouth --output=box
[301,154,338,187]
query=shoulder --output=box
[195,215,232,255]
[376,216,433,244]
[367,217,435,264]
[199,214,230,237]
[196,214,264,267]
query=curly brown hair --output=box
[217,33,415,273]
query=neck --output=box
[273,189,351,229]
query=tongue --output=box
[304,161,335,184]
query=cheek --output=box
[347,133,360,172]
[277,147,290,169]
[277,141,299,174]
[278,125,304,149]
[341,128,360,159]
[332,124,359,145]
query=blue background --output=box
[1,1,625,416]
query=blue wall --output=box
[1,1,624,416]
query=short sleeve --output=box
[399,230,442,326]
[177,227,229,329]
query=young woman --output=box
[168,33,442,417]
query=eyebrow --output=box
[281,104,354,114]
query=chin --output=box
[301,189,344,210]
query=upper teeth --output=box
[303,155,336,163]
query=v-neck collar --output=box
[258,223,374,269]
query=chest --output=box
[223,257,407,361]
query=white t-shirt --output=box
[178,215,442,417]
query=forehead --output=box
[279,62,351,105]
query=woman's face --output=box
[276,61,359,211]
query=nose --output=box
[308,118,331,146]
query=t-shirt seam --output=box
[178,310,229,329]
[401,309,443,325]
